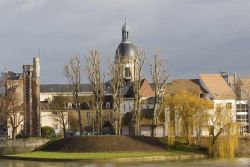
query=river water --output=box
[0,157,249,167]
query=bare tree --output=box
[64,57,84,135]
[68,113,79,132]
[51,95,69,137]
[108,57,124,135]
[131,49,145,136]
[85,50,104,135]
[150,50,170,136]
[0,73,24,140]
[5,88,23,140]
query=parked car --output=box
[87,131,98,135]
[65,131,74,137]
[102,127,115,135]
[65,130,87,137]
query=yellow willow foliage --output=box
[168,121,175,145]
[164,90,213,144]
[209,123,239,158]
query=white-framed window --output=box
[53,123,59,130]
[86,112,91,119]
[240,126,247,134]
[67,103,72,109]
[52,111,58,115]
[216,104,222,112]
[226,102,232,110]
[106,102,111,109]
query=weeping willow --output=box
[209,123,239,158]
[168,121,175,145]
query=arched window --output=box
[124,67,131,78]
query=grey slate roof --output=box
[40,84,93,93]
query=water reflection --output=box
[0,158,249,167]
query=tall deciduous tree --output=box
[64,57,84,135]
[131,49,145,136]
[51,95,69,138]
[0,73,24,140]
[108,57,123,135]
[85,50,104,135]
[150,50,170,136]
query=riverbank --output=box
[0,138,49,155]
[1,151,207,162]
[1,136,207,162]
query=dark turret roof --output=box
[116,42,137,58]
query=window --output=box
[67,103,72,109]
[86,112,91,119]
[216,104,222,112]
[124,67,131,78]
[106,102,111,109]
[53,117,59,123]
[53,123,59,129]
[240,126,247,134]
[81,103,90,110]
[237,115,248,123]
[226,103,232,110]
[52,111,58,115]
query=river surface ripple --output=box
[0,157,249,167]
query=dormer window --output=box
[106,102,111,109]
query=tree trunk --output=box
[76,104,84,135]
[185,121,190,144]
[12,127,17,140]
[62,121,66,138]
[151,102,158,137]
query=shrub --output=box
[41,126,56,139]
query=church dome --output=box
[116,42,137,58]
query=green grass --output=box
[160,137,208,154]
[5,151,191,160]
[3,137,207,160]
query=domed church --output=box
[115,21,138,83]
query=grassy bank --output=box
[1,136,208,161]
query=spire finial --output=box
[38,46,40,58]
[122,18,129,42]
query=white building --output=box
[200,74,237,136]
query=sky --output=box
[0,0,250,83]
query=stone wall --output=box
[0,138,49,155]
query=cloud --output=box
[0,0,250,83]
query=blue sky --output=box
[0,0,250,83]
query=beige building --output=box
[200,74,237,135]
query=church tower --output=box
[115,21,138,83]
[23,57,41,137]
